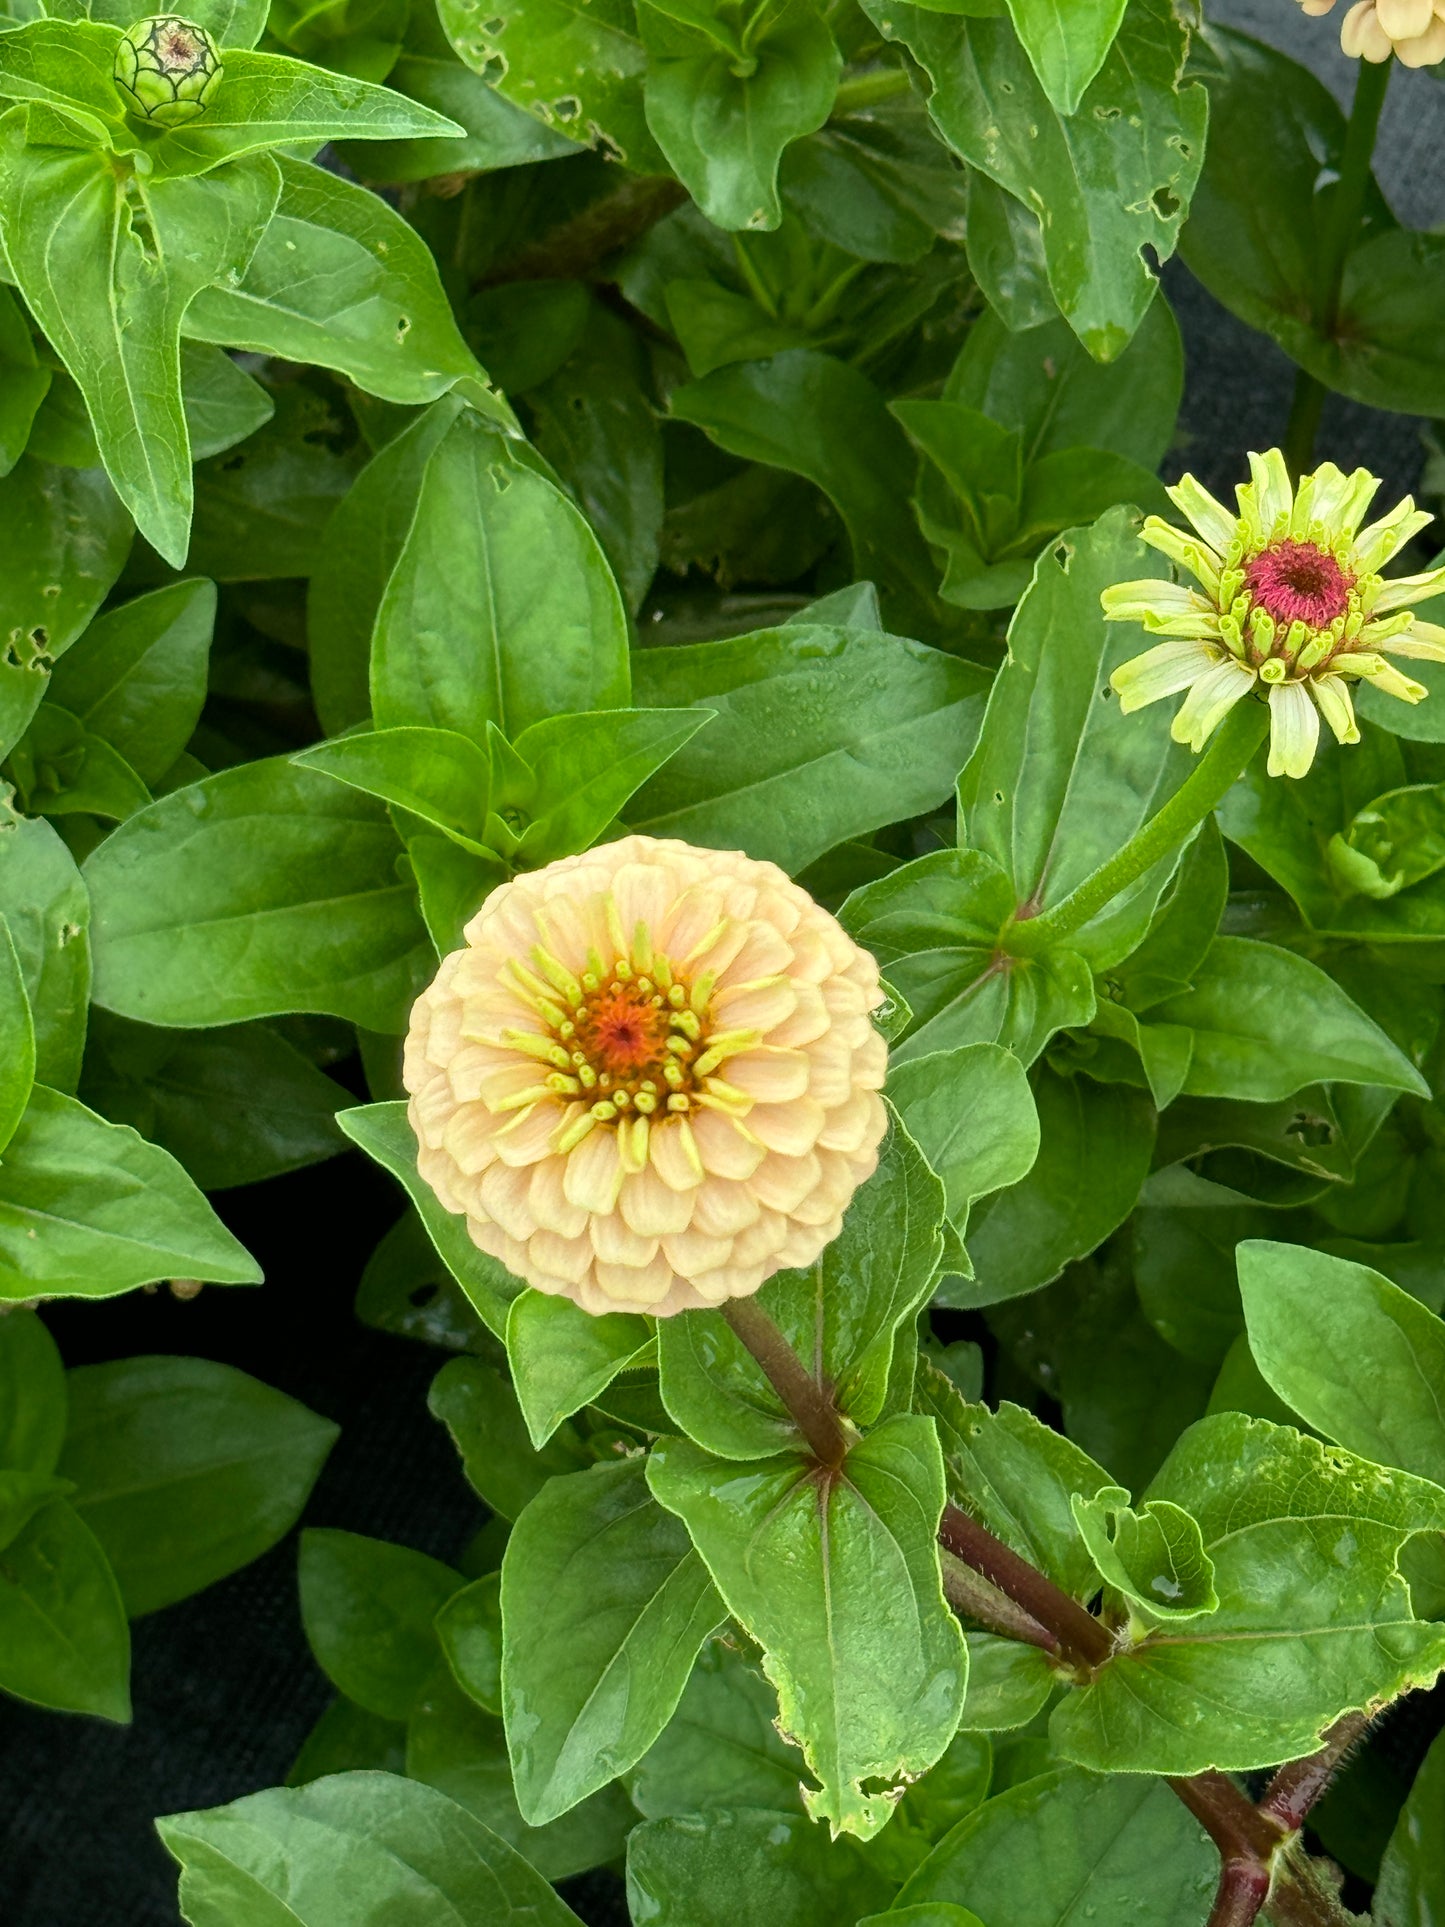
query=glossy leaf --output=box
[630,624,987,875]
[435,1571,503,1716]
[1374,1722,1445,1927]
[1051,1414,1445,1775]
[293,727,495,850]
[158,1772,589,1925]
[627,1637,804,1818]
[1003,0,1127,116]
[648,1415,967,1840]
[0,915,35,1154]
[0,1086,261,1300]
[627,1808,894,1927]
[183,157,500,414]
[0,1498,130,1721]
[0,809,90,1094]
[505,1292,652,1449]
[370,407,630,743]
[59,1357,337,1617]
[1069,1485,1218,1622]
[300,1529,463,1722]
[886,1043,1040,1233]
[1238,1240,1445,1486]
[0,1308,66,1477]
[501,1457,724,1823]
[428,1355,587,1521]
[85,758,432,1032]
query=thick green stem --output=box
[1007,697,1269,958]
[832,63,913,113]
[1282,55,1391,477]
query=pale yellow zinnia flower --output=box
[1103,449,1445,779]
[403,835,889,1318]
[1295,0,1445,66]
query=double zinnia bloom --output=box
[1104,451,1445,778]
[404,836,888,1317]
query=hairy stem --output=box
[940,1547,1061,1653]
[1282,54,1391,476]
[938,1502,1113,1667]
[720,1297,850,1467]
[1260,1714,1370,1833]
[1209,1859,1274,1927]
[1007,697,1269,957]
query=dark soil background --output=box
[4,6,1445,1923]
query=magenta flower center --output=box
[1244,539,1354,628]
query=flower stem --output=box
[1259,1714,1370,1833]
[1006,696,1269,958]
[832,63,914,113]
[939,1547,1060,1652]
[720,1297,850,1468]
[1282,54,1391,476]
[939,1502,1113,1667]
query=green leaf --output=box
[0,455,132,759]
[308,396,465,737]
[356,1209,488,1355]
[1146,937,1426,1103]
[145,46,465,176]
[1327,782,1445,900]
[370,408,630,743]
[435,1571,503,1715]
[641,2,840,231]
[406,1667,634,1878]
[958,1632,1055,1733]
[1069,1484,1218,1622]
[874,0,1205,358]
[0,129,281,564]
[0,17,125,135]
[505,1292,652,1449]
[1375,1722,1445,1927]
[648,1414,967,1840]
[300,1528,462,1722]
[294,727,495,850]
[183,157,501,414]
[7,702,152,820]
[510,708,711,866]
[669,350,939,625]
[501,1456,724,1823]
[0,808,90,1093]
[627,1808,895,1927]
[45,580,214,787]
[1180,30,1445,418]
[289,1696,408,1787]
[886,1043,1040,1234]
[59,1357,337,1616]
[896,1767,1217,1923]
[0,1497,130,1721]
[627,1636,804,1817]
[85,757,432,1032]
[0,914,35,1153]
[178,343,274,460]
[1003,0,1126,115]
[1238,1240,1445,1486]
[944,298,1183,472]
[435,0,664,172]
[956,505,1194,969]
[0,282,49,476]
[80,1012,346,1191]
[0,1307,66,1476]
[950,1068,1155,1308]
[919,1365,1112,1600]
[428,1355,587,1521]
[629,624,988,875]
[0,1085,261,1300]
[337,1101,522,1336]
[158,1772,588,1925]
[1051,1414,1445,1776]
[657,1115,945,1457]
[860,1910,987,1927]
[841,849,1095,1068]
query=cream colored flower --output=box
[403,835,889,1318]
[1298,0,1445,65]
[1104,450,1445,778]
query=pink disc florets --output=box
[1244,539,1354,629]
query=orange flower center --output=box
[576,981,675,1083]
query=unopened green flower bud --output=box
[114,16,223,126]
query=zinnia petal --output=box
[1311,675,1361,747]
[1165,476,1237,554]
[1170,660,1258,751]
[1266,682,1322,779]
[1111,638,1223,713]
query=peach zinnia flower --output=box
[403,835,889,1317]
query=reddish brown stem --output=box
[1209,1858,1273,1927]
[721,1297,849,1468]
[1260,1714,1369,1833]
[940,1547,1060,1653]
[939,1500,1114,1668]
